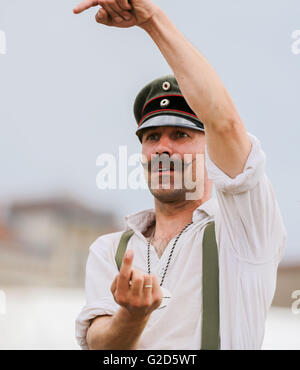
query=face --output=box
[141,125,206,203]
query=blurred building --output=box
[0,196,118,288]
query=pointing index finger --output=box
[73,0,100,14]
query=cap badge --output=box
[162,81,171,91]
[160,98,170,107]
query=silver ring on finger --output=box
[144,285,153,288]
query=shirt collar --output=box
[194,197,218,219]
[124,197,218,234]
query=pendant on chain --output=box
[158,286,172,309]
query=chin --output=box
[149,187,187,203]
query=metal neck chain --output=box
[147,221,193,287]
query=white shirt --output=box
[75,133,287,350]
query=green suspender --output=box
[114,222,220,350]
[115,230,135,271]
[201,221,220,350]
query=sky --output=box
[0,0,299,262]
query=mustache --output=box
[140,154,195,172]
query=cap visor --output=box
[136,115,205,136]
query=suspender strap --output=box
[115,222,220,350]
[115,230,134,271]
[201,221,220,350]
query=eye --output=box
[176,131,188,138]
[146,132,160,141]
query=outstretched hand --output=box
[73,0,159,29]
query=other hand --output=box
[73,0,159,29]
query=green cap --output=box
[134,75,205,142]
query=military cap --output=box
[134,75,205,142]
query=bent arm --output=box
[141,8,251,178]
[87,307,150,350]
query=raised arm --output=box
[74,0,251,178]
[140,8,252,179]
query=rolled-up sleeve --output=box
[75,234,121,350]
[205,133,287,264]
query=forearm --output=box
[87,307,150,350]
[141,8,239,129]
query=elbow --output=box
[87,335,105,351]
[86,315,113,350]
[86,325,104,350]
[213,115,242,135]
[86,328,97,350]
[201,102,242,135]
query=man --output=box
[74,0,286,350]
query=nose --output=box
[154,135,173,156]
